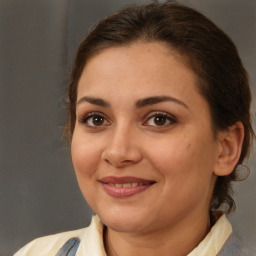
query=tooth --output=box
[115,184,122,188]
[123,183,131,187]
[132,183,138,187]
[110,183,115,187]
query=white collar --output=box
[81,214,232,256]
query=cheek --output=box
[71,134,101,180]
[147,133,215,182]
[71,134,105,210]
[147,134,216,211]
[147,135,193,168]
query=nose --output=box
[101,125,143,168]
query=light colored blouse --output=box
[14,214,232,256]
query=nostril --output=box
[104,158,111,164]
[104,158,134,168]
[101,141,143,167]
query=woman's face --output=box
[71,42,221,234]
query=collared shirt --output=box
[14,214,232,256]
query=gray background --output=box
[0,0,255,255]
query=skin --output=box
[71,42,244,256]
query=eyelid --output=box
[142,111,177,126]
[78,111,111,127]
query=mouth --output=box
[99,176,156,198]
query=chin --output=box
[97,209,149,233]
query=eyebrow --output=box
[135,96,188,109]
[77,95,188,109]
[77,96,110,107]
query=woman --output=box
[15,2,255,256]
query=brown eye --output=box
[143,113,176,127]
[91,116,105,126]
[80,112,110,128]
[153,115,168,126]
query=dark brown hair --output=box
[67,3,255,213]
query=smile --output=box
[108,183,144,188]
[100,176,155,198]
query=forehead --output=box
[77,42,199,98]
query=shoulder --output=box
[14,227,87,256]
[218,234,253,256]
[14,216,105,256]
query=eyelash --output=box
[78,112,110,128]
[143,112,177,127]
[78,111,177,129]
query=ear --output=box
[213,122,244,176]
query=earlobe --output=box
[213,122,244,176]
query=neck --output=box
[104,212,211,256]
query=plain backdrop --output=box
[0,1,255,255]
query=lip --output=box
[99,176,156,198]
